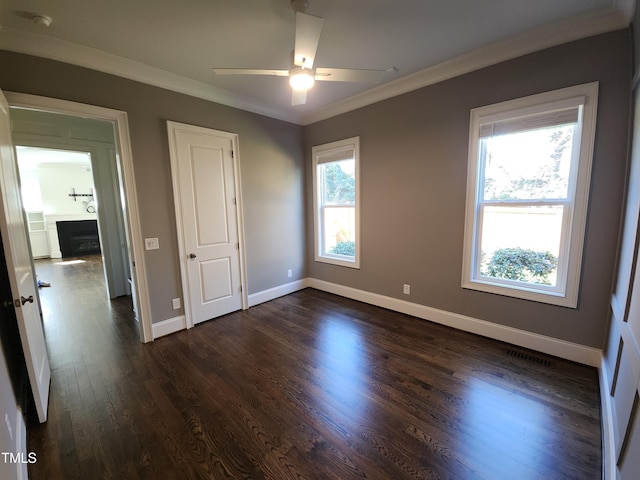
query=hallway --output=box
[34,255,138,361]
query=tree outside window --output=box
[313,137,360,268]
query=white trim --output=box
[312,137,360,269]
[248,279,309,307]
[461,82,599,308]
[151,315,187,339]
[0,28,301,125]
[611,294,626,325]
[301,8,628,125]
[232,138,250,311]
[307,278,602,366]
[0,7,629,126]
[4,92,153,343]
[599,355,616,480]
[15,408,27,480]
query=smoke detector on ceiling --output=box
[32,15,52,27]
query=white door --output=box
[168,122,244,325]
[0,90,50,422]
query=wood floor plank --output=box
[27,255,601,479]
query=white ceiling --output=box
[0,0,634,125]
[15,146,91,170]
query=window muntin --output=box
[313,137,360,268]
[463,83,598,307]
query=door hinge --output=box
[236,242,240,250]
[231,150,234,159]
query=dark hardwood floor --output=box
[28,255,601,479]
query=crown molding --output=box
[0,28,303,124]
[0,4,632,127]
[300,7,631,125]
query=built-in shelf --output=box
[26,211,49,258]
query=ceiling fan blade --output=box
[294,12,324,68]
[213,68,289,77]
[315,67,387,84]
[291,89,307,106]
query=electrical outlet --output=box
[403,284,411,295]
[145,237,159,250]
[287,269,292,278]
[172,298,181,310]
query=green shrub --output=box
[485,247,557,285]
[329,240,355,256]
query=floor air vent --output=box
[505,348,554,368]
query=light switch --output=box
[145,237,159,250]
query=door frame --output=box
[6,92,153,343]
[167,121,248,329]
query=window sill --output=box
[462,279,577,308]
[315,255,360,269]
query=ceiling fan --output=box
[212,0,395,105]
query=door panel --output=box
[201,258,233,302]
[168,122,243,325]
[0,89,50,422]
[192,148,229,245]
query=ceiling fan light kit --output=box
[289,66,315,90]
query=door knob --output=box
[189,253,197,259]
[21,295,34,305]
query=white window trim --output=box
[312,136,360,268]
[462,82,599,307]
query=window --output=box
[462,83,598,307]
[313,137,360,268]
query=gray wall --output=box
[0,29,631,343]
[304,29,631,348]
[0,51,306,324]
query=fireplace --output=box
[56,220,101,257]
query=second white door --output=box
[168,122,244,326]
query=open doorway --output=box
[14,143,135,329]
[5,92,152,343]
[15,143,132,299]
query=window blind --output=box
[479,107,580,139]
[316,147,355,164]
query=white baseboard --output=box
[599,356,616,480]
[152,315,186,339]
[153,278,602,366]
[248,279,309,307]
[307,278,602,367]
[16,408,27,480]
[150,279,308,339]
